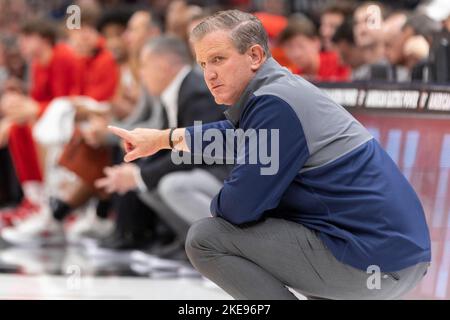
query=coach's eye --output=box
[212,56,223,64]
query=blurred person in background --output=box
[0,38,26,204]
[389,12,440,82]
[0,37,27,81]
[352,1,392,80]
[95,36,226,255]
[166,0,203,45]
[93,8,164,158]
[353,1,386,64]
[66,9,166,243]
[146,0,173,28]
[97,7,133,64]
[382,11,410,81]
[98,8,137,123]
[186,8,213,61]
[399,11,448,82]
[123,9,161,84]
[332,19,365,79]
[0,0,32,38]
[382,11,438,82]
[59,6,133,242]
[109,9,163,133]
[278,15,350,82]
[0,19,81,231]
[1,2,119,246]
[319,2,353,53]
[0,36,26,211]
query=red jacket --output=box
[77,38,119,102]
[30,43,81,116]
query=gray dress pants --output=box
[185,216,429,300]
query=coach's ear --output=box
[247,44,266,72]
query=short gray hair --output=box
[143,36,191,64]
[190,9,271,57]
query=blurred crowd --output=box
[0,0,449,262]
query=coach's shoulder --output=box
[241,94,301,128]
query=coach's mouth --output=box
[211,84,224,91]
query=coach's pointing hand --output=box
[108,126,170,162]
[108,126,189,162]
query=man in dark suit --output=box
[95,36,228,253]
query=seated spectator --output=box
[0,37,26,81]
[353,1,387,65]
[166,0,202,45]
[123,10,161,89]
[1,3,119,246]
[332,19,365,79]
[402,12,443,82]
[319,2,353,52]
[95,36,227,254]
[0,19,81,229]
[278,15,350,82]
[97,7,133,64]
[109,10,162,132]
[352,1,398,81]
[63,10,164,242]
[186,9,213,62]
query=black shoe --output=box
[161,245,188,261]
[99,231,154,251]
[49,197,72,221]
[144,234,174,252]
[148,239,188,261]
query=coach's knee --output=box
[158,172,187,200]
[185,217,223,267]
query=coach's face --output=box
[193,30,266,105]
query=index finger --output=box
[94,177,109,189]
[108,125,133,141]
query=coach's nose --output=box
[204,65,218,83]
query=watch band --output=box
[169,127,176,149]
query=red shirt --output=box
[77,38,119,102]
[30,43,81,116]
[294,51,350,82]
